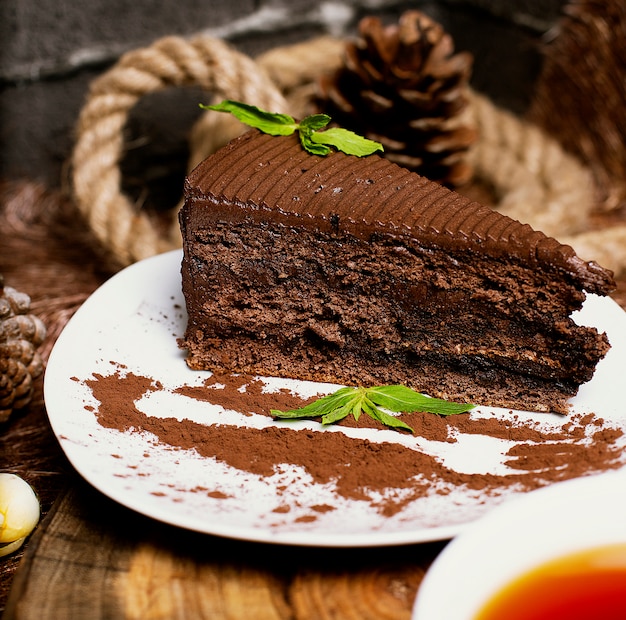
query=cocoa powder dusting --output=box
[173,373,309,416]
[81,367,626,520]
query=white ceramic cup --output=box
[412,470,626,619]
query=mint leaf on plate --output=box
[272,385,474,433]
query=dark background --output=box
[1,0,565,189]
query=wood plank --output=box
[4,476,440,619]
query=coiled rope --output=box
[71,34,625,276]
[71,35,288,266]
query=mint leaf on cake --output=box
[271,385,475,433]
[203,100,298,136]
[201,99,383,157]
[309,126,383,157]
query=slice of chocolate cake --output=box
[179,130,615,414]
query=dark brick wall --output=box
[0,0,565,187]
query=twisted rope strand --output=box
[465,90,596,238]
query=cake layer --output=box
[179,131,614,414]
[184,132,613,296]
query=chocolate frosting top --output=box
[184,130,614,295]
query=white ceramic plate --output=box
[44,249,626,547]
[412,470,626,619]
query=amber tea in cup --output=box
[475,542,626,620]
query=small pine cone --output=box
[318,10,477,186]
[0,275,47,423]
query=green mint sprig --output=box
[271,385,475,433]
[201,99,384,157]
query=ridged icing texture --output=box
[184,131,615,294]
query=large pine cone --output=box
[318,10,477,186]
[0,276,46,423]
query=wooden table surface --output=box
[2,179,626,619]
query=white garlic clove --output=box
[0,473,40,555]
[0,537,27,558]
